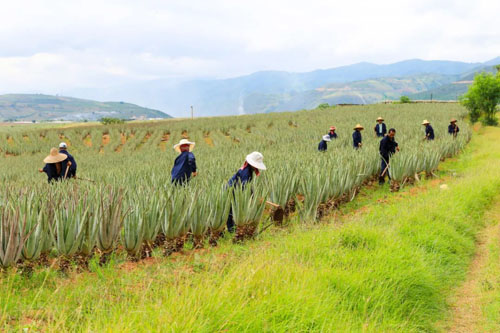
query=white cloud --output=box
[0,0,498,95]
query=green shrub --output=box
[400,96,411,104]
[100,117,124,125]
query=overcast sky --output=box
[0,0,499,94]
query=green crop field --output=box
[0,103,471,267]
[2,103,497,332]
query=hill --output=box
[0,94,171,122]
[254,73,459,112]
[408,64,499,101]
[66,58,491,117]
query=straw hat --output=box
[322,134,331,142]
[450,118,457,123]
[353,124,364,130]
[376,117,384,121]
[173,139,195,153]
[329,126,336,131]
[43,148,68,164]
[59,142,67,149]
[422,120,430,125]
[246,151,266,170]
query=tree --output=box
[100,117,124,125]
[317,103,330,109]
[461,71,500,125]
[399,96,411,103]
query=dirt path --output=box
[447,199,500,333]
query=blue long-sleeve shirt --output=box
[59,150,77,178]
[328,131,337,139]
[379,136,398,161]
[318,140,327,152]
[227,166,253,189]
[42,163,63,183]
[171,151,197,184]
[448,124,459,135]
[425,124,435,140]
[352,131,362,148]
[374,123,387,137]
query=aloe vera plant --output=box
[0,206,27,269]
[122,202,145,260]
[95,187,126,262]
[231,183,268,241]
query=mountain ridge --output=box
[66,58,495,117]
[0,94,171,122]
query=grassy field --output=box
[1,122,499,331]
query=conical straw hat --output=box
[376,117,384,121]
[353,124,364,130]
[450,118,457,123]
[43,148,68,163]
[173,139,195,153]
[422,120,430,125]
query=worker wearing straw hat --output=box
[374,117,387,137]
[422,120,435,140]
[318,134,331,152]
[379,128,399,185]
[327,126,338,139]
[448,119,459,138]
[38,148,69,183]
[171,139,197,185]
[352,124,364,149]
[226,152,267,232]
[59,142,77,179]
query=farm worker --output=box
[171,139,197,185]
[328,126,338,139]
[352,124,364,149]
[38,147,69,183]
[374,117,387,137]
[226,152,267,232]
[378,128,399,185]
[58,142,77,178]
[422,120,435,140]
[448,119,459,137]
[318,134,331,152]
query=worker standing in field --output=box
[448,119,459,137]
[328,126,338,139]
[58,142,77,178]
[226,152,266,232]
[38,148,69,183]
[318,134,331,152]
[379,128,399,185]
[352,124,364,149]
[422,120,435,140]
[374,117,387,137]
[171,139,197,185]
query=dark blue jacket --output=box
[374,123,387,137]
[59,150,77,178]
[448,124,459,135]
[352,131,362,148]
[425,124,435,140]
[171,151,197,184]
[318,140,327,152]
[328,131,337,139]
[42,163,63,183]
[379,136,398,160]
[227,166,253,189]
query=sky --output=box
[0,0,499,94]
